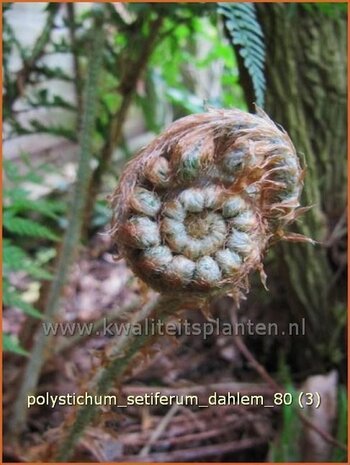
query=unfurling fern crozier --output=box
[110,108,307,299]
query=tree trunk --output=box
[238,4,347,372]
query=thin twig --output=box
[122,437,268,462]
[139,403,179,457]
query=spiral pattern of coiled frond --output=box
[110,108,303,297]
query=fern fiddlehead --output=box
[111,108,304,300]
[56,108,307,461]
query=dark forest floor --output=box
[3,233,284,462]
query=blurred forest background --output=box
[3,2,347,463]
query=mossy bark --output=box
[238,4,347,371]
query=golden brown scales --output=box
[110,107,310,300]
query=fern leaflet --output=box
[218,2,266,107]
[3,279,44,319]
[3,334,29,356]
[3,214,59,241]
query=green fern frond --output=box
[32,64,73,81]
[3,161,42,184]
[3,161,57,286]
[3,280,43,319]
[7,195,65,220]
[3,214,59,241]
[8,119,76,142]
[24,260,54,281]
[3,240,53,280]
[3,334,29,357]
[28,89,76,111]
[3,240,28,268]
[218,2,266,107]
[29,120,77,141]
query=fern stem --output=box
[52,297,141,355]
[10,8,104,435]
[66,3,83,127]
[55,295,180,461]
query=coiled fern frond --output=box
[110,108,307,301]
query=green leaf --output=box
[32,64,73,81]
[3,242,53,279]
[27,91,76,111]
[3,215,59,241]
[9,196,65,220]
[3,282,44,319]
[3,334,29,356]
[29,120,77,141]
[4,167,42,185]
[25,265,53,280]
[3,240,27,269]
[218,2,266,107]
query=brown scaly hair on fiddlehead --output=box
[110,108,309,301]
